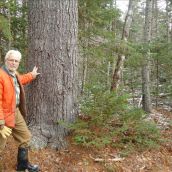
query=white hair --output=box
[5,50,22,61]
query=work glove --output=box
[0,126,12,139]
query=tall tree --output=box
[111,0,136,91]
[142,0,152,112]
[152,0,159,108]
[165,0,171,43]
[27,0,78,149]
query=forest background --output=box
[1,0,172,171]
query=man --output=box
[0,50,40,172]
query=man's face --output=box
[5,55,20,73]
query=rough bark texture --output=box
[27,0,78,149]
[142,0,152,112]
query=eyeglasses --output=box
[7,59,20,63]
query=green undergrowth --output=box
[64,88,161,155]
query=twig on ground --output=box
[89,154,124,162]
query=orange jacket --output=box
[0,67,34,128]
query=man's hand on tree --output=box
[31,66,40,79]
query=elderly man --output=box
[0,50,40,172]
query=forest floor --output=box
[2,109,172,172]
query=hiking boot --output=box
[16,147,39,172]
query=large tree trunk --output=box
[27,0,78,149]
[142,0,152,112]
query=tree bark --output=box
[142,0,152,112]
[27,0,78,149]
[152,0,159,108]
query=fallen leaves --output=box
[2,109,172,171]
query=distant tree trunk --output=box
[7,2,11,49]
[171,18,172,42]
[166,0,170,43]
[0,2,12,59]
[21,0,28,65]
[107,61,111,86]
[155,59,159,108]
[27,0,78,149]
[142,0,152,112]
[111,0,136,91]
[151,0,158,39]
[152,0,159,108]
[81,48,88,94]
[80,19,89,94]
[112,0,117,35]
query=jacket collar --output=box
[2,65,16,77]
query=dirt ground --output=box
[2,109,172,172]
